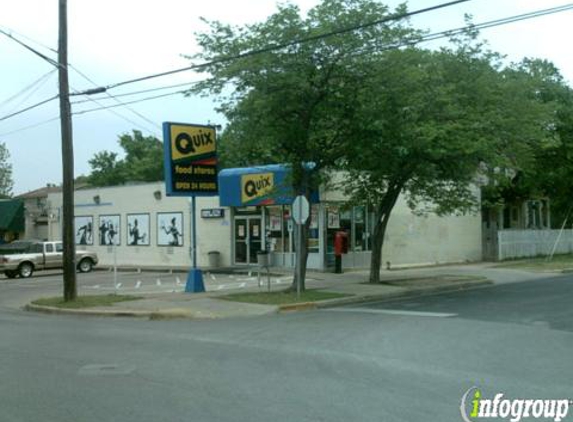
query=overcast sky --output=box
[1,0,572,195]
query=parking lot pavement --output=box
[2,269,296,296]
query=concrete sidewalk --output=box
[24,262,558,320]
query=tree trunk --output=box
[369,186,402,283]
[290,217,311,292]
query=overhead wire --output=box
[72,89,190,116]
[92,0,472,92]
[0,27,161,135]
[68,64,161,135]
[0,69,57,109]
[0,116,60,137]
[70,80,206,105]
[0,27,60,69]
[0,94,59,123]
[347,3,573,59]
[2,1,573,133]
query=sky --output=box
[1,0,572,195]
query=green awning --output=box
[0,200,25,232]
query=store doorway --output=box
[234,217,263,265]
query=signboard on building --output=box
[241,172,275,205]
[162,122,218,196]
[201,208,225,219]
[218,164,320,207]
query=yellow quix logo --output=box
[241,173,274,204]
[170,125,216,162]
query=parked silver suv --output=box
[0,240,98,278]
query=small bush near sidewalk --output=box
[219,289,351,305]
[32,295,142,309]
[495,254,573,271]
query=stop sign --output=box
[292,195,310,224]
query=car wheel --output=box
[18,262,34,278]
[78,258,93,273]
[4,270,17,279]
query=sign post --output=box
[292,195,309,299]
[163,122,218,293]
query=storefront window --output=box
[283,206,292,253]
[354,206,367,251]
[265,206,284,252]
[325,205,340,256]
[308,205,320,253]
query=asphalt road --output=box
[0,273,572,422]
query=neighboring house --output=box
[0,199,25,243]
[481,197,573,261]
[16,186,61,241]
[44,165,482,270]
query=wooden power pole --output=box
[58,0,77,301]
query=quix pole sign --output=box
[163,122,218,196]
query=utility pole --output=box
[58,0,77,301]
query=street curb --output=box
[23,278,491,319]
[314,278,493,310]
[24,303,151,318]
[279,302,317,312]
[24,302,280,320]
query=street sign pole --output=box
[297,221,302,299]
[292,195,310,300]
[192,195,197,268]
[163,122,218,294]
[186,195,205,293]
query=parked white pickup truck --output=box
[0,240,98,279]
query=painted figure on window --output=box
[161,217,181,246]
[99,220,109,245]
[77,222,92,245]
[128,219,146,245]
[108,222,118,245]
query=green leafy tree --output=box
[192,0,420,290]
[87,131,164,187]
[485,59,573,227]
[0,142,13,198]
[343,42,554,282]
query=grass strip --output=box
[219,289,351,305]
[32,294,142,309]
[495,253,573,271]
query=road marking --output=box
[325,308,457,318]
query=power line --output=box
[76,0,471,94]
[0,24,58,55]
[0,116,60,137]
[0,94,59,122]
[72,89,188,116]
[0,26,161,134]
[70,79,205,105]
[0,69,56,109]
[4,2,573,130]
[68,64,161,133]
[351,3,573,57]
[0,28,60,69]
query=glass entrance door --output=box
[234,217,262,264]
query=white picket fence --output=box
[497,229,573,260]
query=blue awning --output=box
[218,164,319,207]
